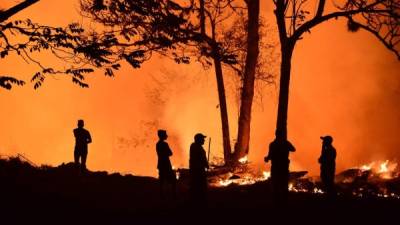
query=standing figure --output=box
[73,119,92,171]
[318,135,337,198]
[156,129,176,199]
[265,130,296,205]
[189,133,209,206]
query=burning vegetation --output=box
[205,157,400,200]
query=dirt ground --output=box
[1,159,399,225]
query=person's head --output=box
[320,135,333,145]
[77,120,84,128]
[194,133,206,145]
[158,129,168,140]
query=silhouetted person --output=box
[265,130,295,205]
[73,119,92,171]
[189,133,209,207]
[319,135,337,198]
[156,129,176,199]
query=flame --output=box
[172,166,180,180]
[360,163,373,171]
[357,160,398,179]
[313,187,324,194]
[379,160,389,173]
[210,159,399,199]
[219,179,234,186]
[288,183,294,191]
[213,170,270,187]
[238,155,248,164]
[263,171,271,180]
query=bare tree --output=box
[272,0,399,198]
[232,0,260,161]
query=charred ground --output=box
[0,157,399,225]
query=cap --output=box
[194,133,207,140]
[320,135,333,143]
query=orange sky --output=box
[0,0,399,177]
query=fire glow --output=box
[210,160,400,199]
[215,171,271,187]
[358,160,398,179]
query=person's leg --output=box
[81,151,87,171]
[171,174,177,199]
[74,150,80,166]
[159,172,165,199]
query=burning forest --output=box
[203,157,400,200]
[1,0,400,224]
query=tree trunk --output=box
[207,7,233,164]
[213,56,233,163]
[275,44,294,140]
[233,0,260,162]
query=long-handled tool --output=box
[207,137,211,163]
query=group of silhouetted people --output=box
[156,129,209,205]
[265,131,337,204]
[72,119,337,205]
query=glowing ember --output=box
[238,155,248,164]
[263,171,271,180]
[212,170,271,187]
[360,163,372,171]
[219,179,234,186]
[288,183,294,191]
[313,187,324,194]
[172,166,180,180]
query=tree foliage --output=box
[274,0,400,58]
[80,0,204,65]
[0,0,130,90]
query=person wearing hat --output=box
[189,133,209,206]
[318,135,337,198]
[156,129,176,199]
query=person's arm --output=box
[166,143,173,156]
[265,143,273,162]
[288,142,296,152]
[87,131,92,144]
[318,148,325,163]
[264,153,271,162]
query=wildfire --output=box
[213,170,271,187]
[358,160,398,179]
[209,159,400,200]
